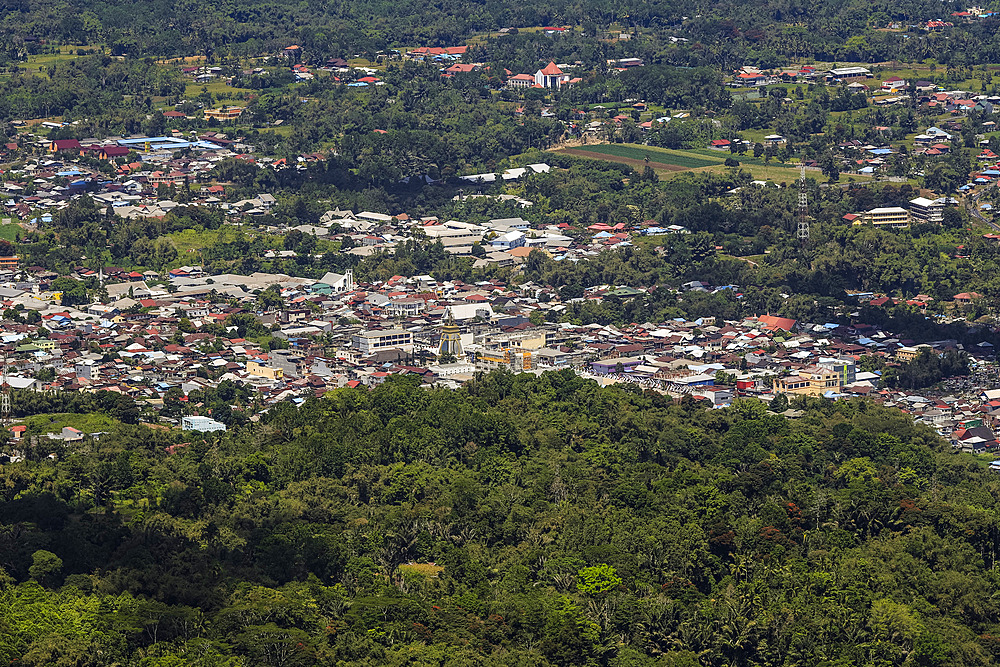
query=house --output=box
[757,314,796,332]
[59,426,84,441]
[442,63,479,76]
[881,76,907,92]
[735,72,768,86]
[709,139,732,150]
[954,292,982,304]
[924,126,953,140]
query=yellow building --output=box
[246,360,284,381]
[896,345,931,362]
[857,206,910,228]
[773,366,843,396]
[483,330,546,351]
[204,106,244,121]
[475,348,534,371]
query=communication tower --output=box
[1,355,11,426]
[797,163,809,243]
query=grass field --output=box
[19,412,120,435]
[0,223,23,242]
[564,144,720,168]
[166,228,224,255]
[554,142,880,184]
[183,80,254,103]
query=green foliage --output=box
[883,349,970,390]
[576,564,622,596]
[27,550,61,586]
[0,372,995,664]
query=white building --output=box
[909,197,945,224]
[182,415,227,432]
[316,269,355,293]
[535,62,571,89]
[352,329,414,355]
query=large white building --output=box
[534,62,571,89]
[352,329,414,355]
[909,197,945,224]
[316,269,355,293]
[182,416,227,432]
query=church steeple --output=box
[438,308,462,358]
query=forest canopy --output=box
[0,371,999,665]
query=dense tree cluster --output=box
[0,371,999,664]
[882,348,971,390]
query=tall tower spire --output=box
[797,163,809,244]
[438,308,463,359]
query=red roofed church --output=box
[535,62,571,89]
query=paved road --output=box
[968,184,999,230]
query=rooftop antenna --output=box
[797,163,809,244]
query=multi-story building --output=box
[204,106,244,121]
[817,357,857,386]
[534,62,571,89]
[859,206,910,228]
[353,329,414,355]
[246,360,284,381]
[896,344,932,362]
[909,197,945,224]
[774,365,844,396]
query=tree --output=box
[28,550,62,586]
[942,206,963,229]
[577,564,622,596]
[51,277,88,306]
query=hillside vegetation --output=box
[1,371,999,665]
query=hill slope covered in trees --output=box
[1,371,1000,665]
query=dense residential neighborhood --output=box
[10,1,1000,664]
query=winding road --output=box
[968,183,999,231]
